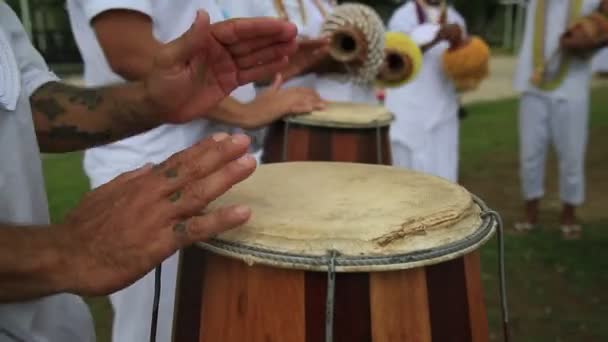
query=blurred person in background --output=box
[513,0,608,238]
[385,0,467,183]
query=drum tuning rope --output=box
[325,250,338,342]
[149,265,162,342]
[482,210,510,342]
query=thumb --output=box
[156,10,211,67]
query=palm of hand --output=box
[146,30,240,123]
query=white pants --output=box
[391,119,460,183]
[108,254,178,342]
[518,92,589,205]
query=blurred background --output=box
[5,0,607,341]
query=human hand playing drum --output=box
[243,74,326,128]
[48,133,255,297]
[1,9,298,302]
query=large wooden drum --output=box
[173,162,499,342]
[261,102,394,165]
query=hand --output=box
[269,37,331,82]
[144,10,299,123]
[54,133,256,296]
[437,23,463,47]
[244,74,326,128]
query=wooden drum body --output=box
[262,102,393,165]
[174,163,498,342]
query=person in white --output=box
[513,0,607,237]
[0,3,299,341]
[385,0,466,183]
[66,1,324,341]
[0,6,94,340]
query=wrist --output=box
[139,81,165,126]
[42,226,76,294]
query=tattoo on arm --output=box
[31,82,160,153]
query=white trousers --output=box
[391,119,460,183]
[108,254,178,342]
[518,92,589,205]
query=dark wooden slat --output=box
[172,247,206,342]
[305,272,371,342]
[426,257,473,342]
[307,127,333,161]
[261,121,285,164]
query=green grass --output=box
[42,87,608,341]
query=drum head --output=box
[286,102,394,129]
[199,162,495,272]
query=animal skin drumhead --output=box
[286,102,394,128]
[203,162,486,269]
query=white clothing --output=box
[67,1,238,342]
[513,0,602,98]
[66,0,213,188]
[515,0,597,206]
[0,4,94,342]
[592,48,608,72]
[385,2,465,182]
[519,92,589,205]
[392,118,459,182]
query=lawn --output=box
[42,87,608,341]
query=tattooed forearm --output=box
[31,82,161,153]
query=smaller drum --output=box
[173,162,504,342]
[262,102,394,165]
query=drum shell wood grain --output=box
[261,120,392,165]
[173,249,489,342]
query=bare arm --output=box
[0,225,69,302]
[92,10,161,81]
[30,81,160,153]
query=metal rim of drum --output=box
[197,194,497,273]
[284,112,395,129]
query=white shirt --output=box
[513,0,602,98]
[592,47,608,72]
[67,0,241,187]
[385,1,466,143]
[0,4,94,341]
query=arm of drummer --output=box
[206,74,326,129]
[0,224,74,302]
[254,37,337,84]
[92,10,324,130]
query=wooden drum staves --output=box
[173,162,507,342]
[262,102,394,165]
